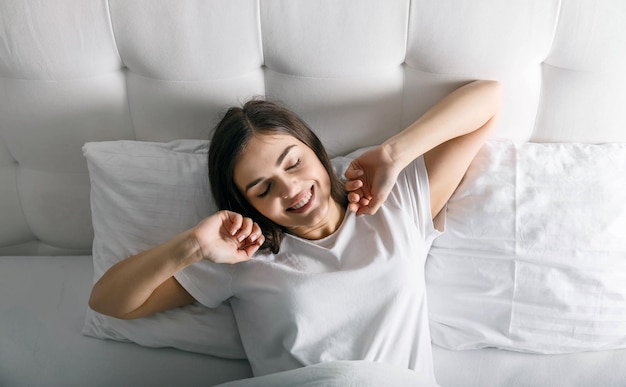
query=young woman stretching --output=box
[89,80,502,380]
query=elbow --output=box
[494,80,504,106]
[464,79,504,122]
[88,285,104,313]
[491,81,504,127]
[88,288,112,317]
[473,80,503,139]
[473,79,503,106]
[88,302,135,320]
[88,286,135,320]
[470,79,503,135]
[485,79,504,112]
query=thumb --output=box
[357,186,390,216]
[357,197,383,216]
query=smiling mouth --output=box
[287,187,314,212]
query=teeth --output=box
[291,191,312,210]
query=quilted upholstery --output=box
[1,0,625,255]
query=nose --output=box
[278,176,299,200]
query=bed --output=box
[1,1,626,386]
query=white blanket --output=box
[217,360,439,387]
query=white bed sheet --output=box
[433,345,626,387]
[1,255,625,387]
[0,256,251,386]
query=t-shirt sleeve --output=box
[174,260,235,308]
[391,156,445,243]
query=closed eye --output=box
[287,159,301,170]
[258,183,271,198]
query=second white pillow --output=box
[427,139,626,354]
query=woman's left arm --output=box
[346,80,503,217]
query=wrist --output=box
[172,229,205,267]
[381,140,411,173]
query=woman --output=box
[89,80,502,380]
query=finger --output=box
[227,212,244,236]
[344,179,363,192]
[368,190,390,214]
[354,197,374,216]
[348,192,361,204]
[239,234,265,257]
[248,222,263,243]
[356,205,374,216]
[235,217,254,243]
[348,202,359,213]
[344,166,364,179]
[357,197,383,216]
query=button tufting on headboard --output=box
[1,0,625,255]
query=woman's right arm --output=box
[88,210,264,320]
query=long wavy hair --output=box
[208,99,348,254]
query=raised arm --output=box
[89,210,264,319]
[345,80,502,216]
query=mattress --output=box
[1,256,625,386]
[0,256,251,386]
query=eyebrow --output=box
[244,144,297,193]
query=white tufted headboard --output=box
[1,0,625,256]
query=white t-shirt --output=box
[175,156,443,380]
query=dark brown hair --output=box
[208,99,347,254]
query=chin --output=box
[289,199,329,231]
[309,197,338,228]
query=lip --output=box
[286,186,314,213]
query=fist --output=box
[344,145,400,216]
[192,210,265,264]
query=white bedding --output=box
[0,256,251,386]
[432,346,626,387]
[217,361,439,387]
[427,141,626,354]
[2,255,626,386]
[2,1,626,386]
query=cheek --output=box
[306,161,327,180]
[249,198,282,219]
[318,166,333,190]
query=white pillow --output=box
[426,139,626,354]
[82,139,246,358]
[82,139,356,357]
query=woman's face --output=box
[234,132,343,240]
